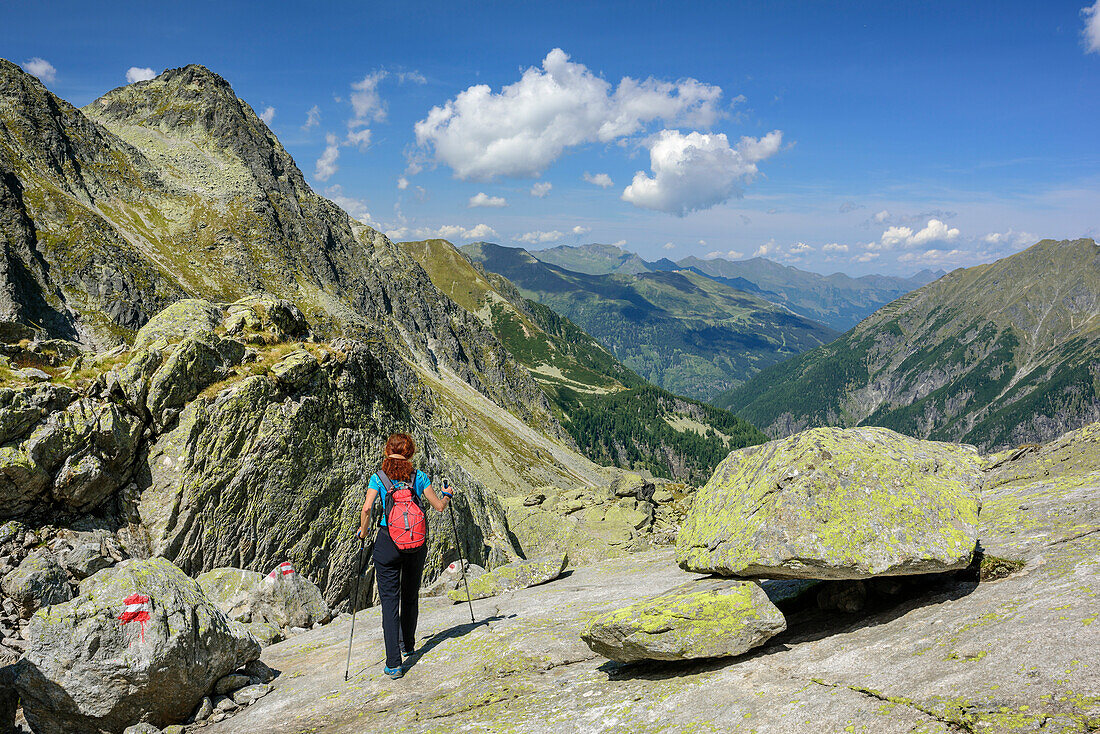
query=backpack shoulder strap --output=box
[377,470,396,512]
[376,470,396,493]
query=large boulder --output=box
[677,427,982,579]
[196,568,264,622]
[248,565,331,629]
[197,565,330,629]
[1,550,72,616]
[581,578,787,662]
[145,334,244,428]
[131,299,221,352]
[14,557,260,734]
[448,553,568,603]
[0,396,144,519]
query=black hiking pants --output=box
[373,528,427,668]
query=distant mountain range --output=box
[720,238,1100,452]
[532,243,942,331]
[399,239,764,482]
[461,242,839,402]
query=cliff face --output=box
[0,60,560,438]
[723,238,1100,451]
[0,60,651,608]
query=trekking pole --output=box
[344,534,365,682]
[444,477,476,624]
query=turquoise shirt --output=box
[370,470,430,527]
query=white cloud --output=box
[397,176,409,190]
[519,230,565,244]
[822,243,849,253]
[698,239,707,246]
[439,223,498,240]
[880,219,960,249]
[469,192,507,208]
[705,249,745,259]
[1084,1,1100,53]
[259,106,276,124]
[302,105,321,131]
[396,223,498,241]
[314,134,340,181]
[323,185,375,224]
[621,129,782,216]
[982,229,1035,246]
[753,241,777,257]
[395,70,427,84]
[663,242,676,250]
[583,172,614,188]
[612,239,627,247]
[898,248,968,265]
[350,71,388,126]
[872,209,890,224]
[344,129,372,151]
[789,242,814,254]
[22,58,56,83]
[414,48,723,180]
[572,225,591,236]
[530,182,552,198]
[126,66,156,84]
[856,252,880,263]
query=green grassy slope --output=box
[461,242,838,402]
[400,239,765,482]
[720,239,1100,452]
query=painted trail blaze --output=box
[118,593,151,641]
[265,561,295,582]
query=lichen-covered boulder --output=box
[581,578,786,662]
[677,427,982,579]
[13,557,260,734]
[196,567,264,622]
[1,397,144,518]
[132,299,221,352]
[145,335,244,428]
[448,553,568,602]
[1,550,72,615]
[248,567,331,629]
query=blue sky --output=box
[4,0,1099,275]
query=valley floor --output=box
[208,472,1100,734]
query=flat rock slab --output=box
[448,553,568,602]
[581,578,786,662]
[677,426,982,579]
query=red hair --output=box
[381,433,415,482]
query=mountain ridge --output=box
[399,238,764,482]
[462,241,838,401]
[721,237,1100,451]
[530,242,941,330]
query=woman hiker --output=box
[357,432,454,679]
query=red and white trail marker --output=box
[117,593,151,642]
[265,562,295,583]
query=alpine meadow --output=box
[1,3,1098,733]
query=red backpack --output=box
[377,470,427,551]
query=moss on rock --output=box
[677,426,982,579]
[581,578,786,662]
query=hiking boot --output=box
[401,645,415,657]
[384,665,404,679]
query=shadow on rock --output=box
[401,614,515,673]
[599,568,983,681]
